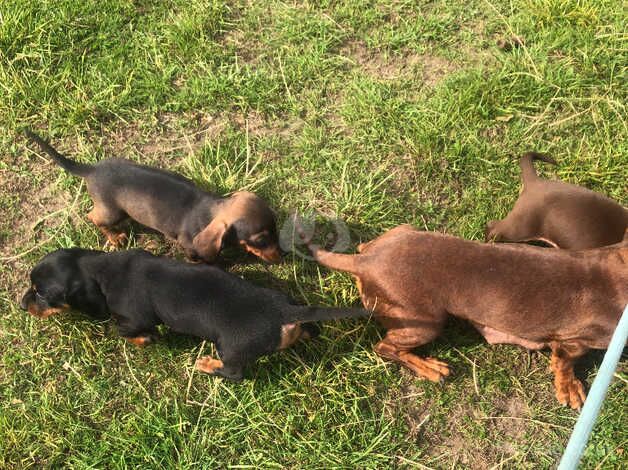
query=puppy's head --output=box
[20,249,108,319]
[193,191,281,263]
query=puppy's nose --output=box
[19,289,35,311]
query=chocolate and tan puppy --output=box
[25,130,281,263]
[485,152,627,249]
[305,225,627,409]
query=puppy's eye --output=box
[32,285,48,301]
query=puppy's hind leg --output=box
[484,210,538,242]
[87,200,128,248]
[375,309,450,382]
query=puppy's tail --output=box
[293,218,362,275]
[309,245,361,274]
[24,129,93,177]
[520,151,557,185]
[285,305,371,324]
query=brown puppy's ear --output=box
[192,219,229,262]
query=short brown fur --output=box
[486,152,628,249]
[309,225,627,409]
[278,323,304,350]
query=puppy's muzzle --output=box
[20,289,68,318]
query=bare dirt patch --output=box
[91,111,229,164]
[488,395,530,453]
[232,110,304,139]
[420,397,529,468]
[0,151,76,295]
[341,40,456,86]
[223,29,265,66]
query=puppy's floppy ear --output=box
[192,218,230,262]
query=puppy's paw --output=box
[195,356,223,374]
[104,232,128,249]
[402,353,451,383]
[555,377,586,410]
[125,334,157,347]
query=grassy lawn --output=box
[1,0,626,467]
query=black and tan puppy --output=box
[24,130,281,263]
[486,152,627,249]
[20,248,368,380]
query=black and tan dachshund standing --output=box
[21,249,369,380]
[24,130,281,263]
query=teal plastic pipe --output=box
[558,304,628,470]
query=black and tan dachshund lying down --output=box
[21,249,368,380]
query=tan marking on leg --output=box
[103,230,128,248]
[399,352,451,382]
[278,323,303,350]
[195,356,224,374]
[87,207,127,248]
[354,276,363,295]
[299,328,313,341]
[125,336,154,347]
[354,275,377,310]
[240,241,282,263]
[551,349,586,409]
[374,339,450,383]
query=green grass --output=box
[1,0,626,467]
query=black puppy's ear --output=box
[68,278,109,319]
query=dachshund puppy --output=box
[21,248,368,380]
[486,152,627,249]
[304,225,627,409]
[24,129,281,263]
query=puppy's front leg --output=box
[195,356,224,373]
[125,334,158,347]
[195,355,244,381]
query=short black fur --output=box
[21,249,369,380]
[23,129,281,263]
